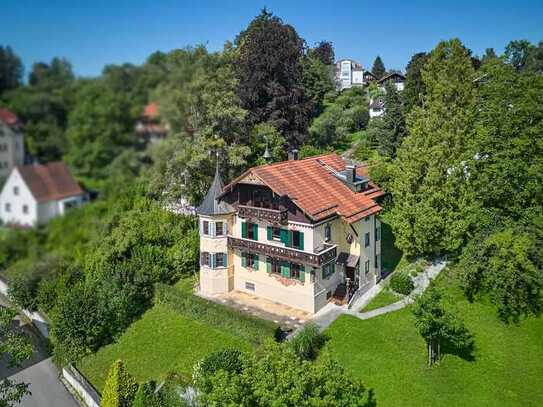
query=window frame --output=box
[324,224,332,242]
[203,220,210,236]
[215,221,224,237]
[22,204,28,214]
[322,261,335,279]
[364,232,370,247]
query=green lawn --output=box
[78,304,251,391]
[325,269,543,407]
[361,289,400,312]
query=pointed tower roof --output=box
[197,167,234,216]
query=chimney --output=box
[345,164,356,184]
[288,149,299,161]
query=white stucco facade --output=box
[0,168,85,227]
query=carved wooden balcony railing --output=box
[237,204,288,225]
[227,236,337,267]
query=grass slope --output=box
[361,289,400,312]
[78,304,251,391]
[325,269,543,407]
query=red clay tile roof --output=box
[224,153,385,224]
[0,109,20,127]
[16,162,84,202]
[143,102,159,119]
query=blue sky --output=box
[3,0,543,77]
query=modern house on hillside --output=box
[0,109,25,179]
[335,59,377,91]
[197,152,385,314]
[0,162,85,227]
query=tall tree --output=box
[101,360,138,407]
[481,48,498,65]
[309,41,335,65]
[388,39,478,256]
[28,57,74,87]
[0,46,23,94]
[236,9,312,147]
[460,226,543,323]
[504,39,535,71]
[65,80,137,180]
[379,81,406,157]
[403,52,429,113]
[371,56,386,79]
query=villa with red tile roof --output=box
[135,102,168,145]
[197,152,385,313]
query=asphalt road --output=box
[9,358,78,407]
[1,298,78,407]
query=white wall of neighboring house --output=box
[369,107,384,118]
[0,168,85,227]
[0,168,37,226]
[352,70,364,85]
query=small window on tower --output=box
[203,220,210,236]
[215,222,224,236]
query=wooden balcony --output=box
[237,204,288,225]
[227,236,337,267]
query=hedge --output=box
[154,283,280,345]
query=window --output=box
[22,205,28,214]
[322,262,335,279]
[245,282,255,291]
[376,226,381,241]
[5,203,11,212]
[215,222,224,236]
[365,216,370,222]
[272,227,281,240]
[13,186,19,195]
[242,252,259,270]
[200,252,210,267]
[215,253,226,268]
[365,232,370,247]
[203,220,210,236]
[365,260,370,274]
[324,224,332,242]
[292,230,303,250]
[375,255,380,269]
[290,263,302,280]
[242,222,258,241]
[267,257,281,275]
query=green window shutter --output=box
[281,262,290,278]
[223,253,227,267]
[267,226,272,240]
[211,254,216,269]
[241,222,247,238]
[280,229,291,247]
[299,265,305,282]
[253,255,259,270]
[266,257,271,273]
[241,252,247,267]
[253,223,258,241]
[299,232,304,250]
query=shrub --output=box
[390,272,414,295]
[133,380,165,407]
[193,349,245,394]
[101,359,138,407]
[154,284,279,345]
[289,323,326,360]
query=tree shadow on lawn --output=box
[441,334,476,363]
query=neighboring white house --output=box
[335,59,376,91]
[0,109,25,180]
[377,72,406,92]
[369,97,385,118]
[0,162,85,227]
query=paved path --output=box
[290,260,447,337]
[9,358,78,407]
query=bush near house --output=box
[390,272,414,295]
[154,283,280,344]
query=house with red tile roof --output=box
[0,108,25,179]
[135,102,168,145]
[197,152,385,313]
[0,162,85,227]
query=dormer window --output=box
[13,186,19,196]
